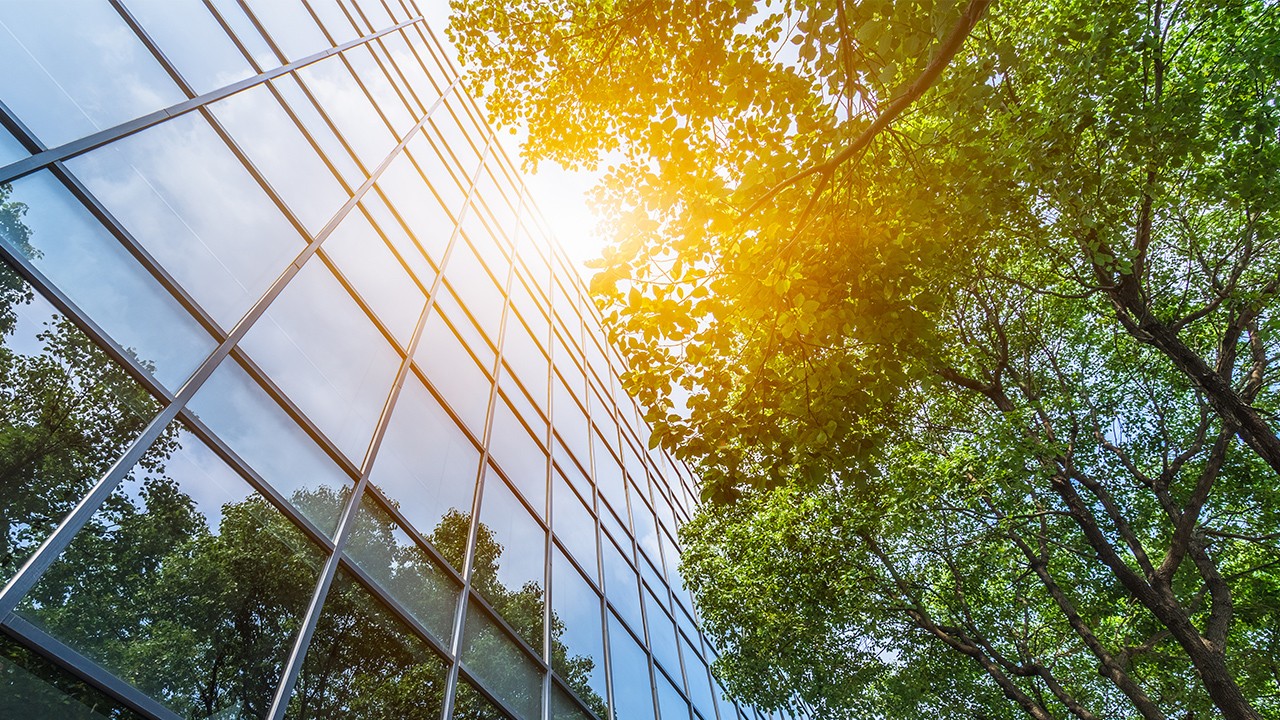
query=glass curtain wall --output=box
[0,2,793,720]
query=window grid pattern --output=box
[0,1,792,720]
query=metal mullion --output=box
[0,80,438,622]
[443,134,544,720]
[174,410,337,553]
[0,617,181,720]
[264,132,480,720]
[0,20,420,187]
[0,246,175,408]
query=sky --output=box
[418,1,608,277]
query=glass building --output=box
[0,2,798,720]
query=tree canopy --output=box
[449,0,1280,718]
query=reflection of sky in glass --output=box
[68,112,304,330]
[321,209,425,347]
[0,171,214,390]
[297,54,397,169]
[608,612,656,720]
[477,470,546,595]
[0,124,27,166]
[240,257,401,466]
[656,668,690,720]
[126,0,256,95]
[551,546,607,702]
[0,0,184,149]
[187,358,350,536]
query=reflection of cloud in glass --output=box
[0,1,184,148]
[67,112,304,330]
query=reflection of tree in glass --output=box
[0,184,168,585]
[0,187,604,719]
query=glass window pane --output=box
[0,123,28,166]
[358,193,438,286]
[0,634,147,720]
[367,373,481,565]
[0,1,186,148]
[602,538,643,637]
[347,493,460,643]
[608,612,655,720]
[186,357,350,535]
[286,569,450,720]
[204,0,276,69]
[128,0,256,95]
[414,304,491,439]
[488,395,547,518]
[646,592,682,686]
[209,84,349,234]
[306,0,360,45]
[475,471,546,649]
[657,670,690,720]
[239,258,401,465]
[270,73,366,189]
[17,423,325,720]
[67,112,304,329]
[455,678,511,720]
[551,547,608,719]
[297,54,397,169]
[241,0,331,61]
[373,149,455,265]
[552,683,597,720]
[342,45,415,135]
[553,473,597,583]
[0,173,215,390]
[321,209,426,348]
[683,638,718,720]
[0,264,160,585]
[461,603,543,720]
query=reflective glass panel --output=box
[358,194,438,285]
[0,120,29,167]
[455,678,510,720]
[128,0,256,95]
[270,74,366,188]
[367,373,480,568]
[321,208,425,348]
[187,357,350,535]
[209,84,348,234]
[241,0,332,61]
[607,613,655,720]
[67,112,304,329]
[551,547,608,719]
[0,263,159,585]
[461,604,542,720]
[602,537,643,637]
[488,395,547,517]
[347,493,460,643]
[553,473,597,583]
[475,471,546,649]
[646,592,682,684]
[414,307,491,439]
[0,1,185,148]
[18,423,325,720]
[342,45,416,134]
[552,683,597,720]
[286,569,449,720]
[0,634,146,720]
[656,670,690,720]
[374,146,455,264]
[240,257,401,465]
[306,0,360,45]
[297,54,397,169]
[0,172,214,390]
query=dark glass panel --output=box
[346,493,459,643]
[357,194,439,287]
[127,0,256,95]
[66,112,304,330]
[18,423,325,720]
[0,0,185,148]
[367,372,480,561]
[186,358,350,536]
[0,261,160,584]
[461,604,542,720]
[0,634,145,719]
[454,677,511,720]
[285,569,449,720]
[445,235,506,343]
[239,257,401,465]
[551,683,597,720]
[474,472,546,650]
[208,84,348,234]
[551,547,608,719]
[607,612,655,720]
[0,172,214,390]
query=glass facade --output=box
[0,3,785,720]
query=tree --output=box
[449,0,1280,718]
